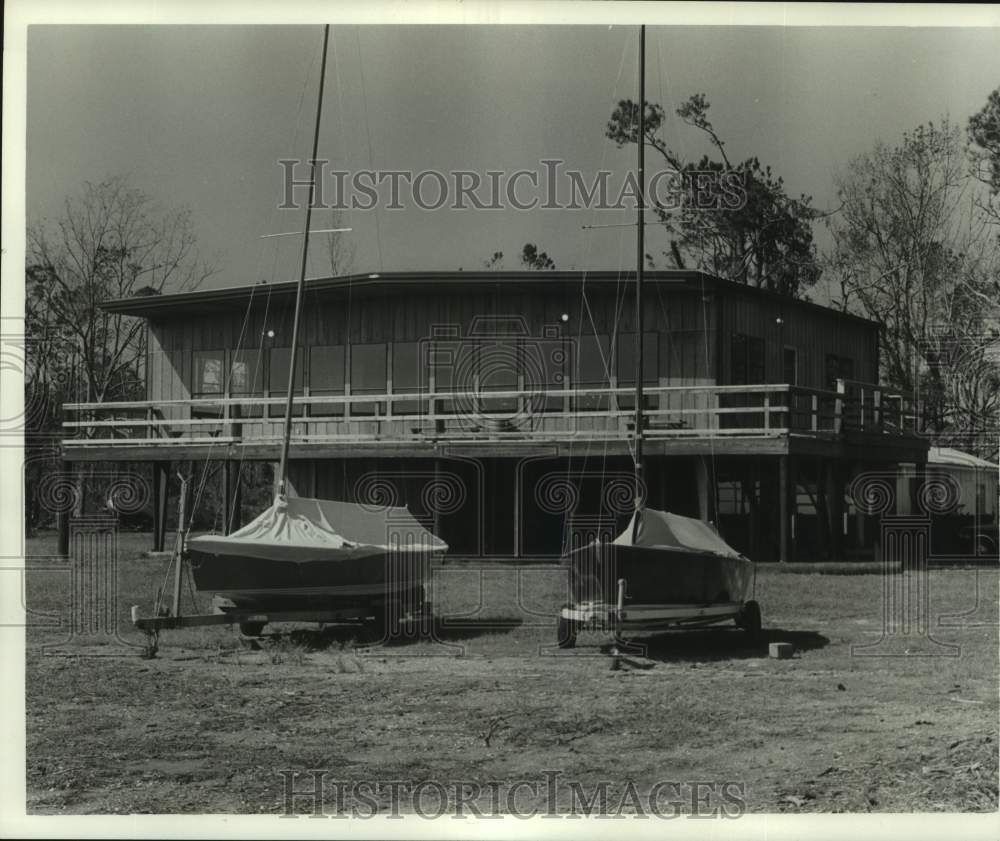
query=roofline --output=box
[101,269,881,328]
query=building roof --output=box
[100,268,880,328]
[929,447,999,470]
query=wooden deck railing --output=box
[61,380,920,449]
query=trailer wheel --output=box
[737,600,762,643]
[557,608,578,649]
[239,621,266,637]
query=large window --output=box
[268,347,303,418]
[309,345,345,417]
[731,334,765,384]
[228,347,263,417]
[615,332,659,410]
[350,343,387,416]
[192,350,225,396]
[476,340,519,414]
[825,354,855,389]
[574,333,611,410]
[392,341,424,415]
[782,346,798,385]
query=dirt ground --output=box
[23,532,999,815]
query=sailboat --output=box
[557,26,759,649]
[185,26,446,623]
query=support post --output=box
[695,456,716,525]
[824,460,844,562]
[221,460,242,535]
[779,455,791,563]
[57,511,70,557]
[152,461,170,552]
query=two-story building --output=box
[61,269,928,562]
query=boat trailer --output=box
[557,578,762,649]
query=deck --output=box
[61,380,927,463]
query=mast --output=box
[276,24,331,500]
[634,24,646,507]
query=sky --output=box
[25,23,1000,292]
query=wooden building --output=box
[61,269,928,562]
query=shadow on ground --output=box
[603,627,830,663]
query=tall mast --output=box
[276,24,330,499]
[634,24,646,507]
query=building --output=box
[60,269,929,562]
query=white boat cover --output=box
[612,508,742,558]
[189,496,448,561]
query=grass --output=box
[23,530,1000,814]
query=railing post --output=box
[763,392,770,431]
[834,379,845,434]
[811,393,818,432]
[859,387,865,431]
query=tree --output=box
[828,120,1000,456]
[482,244,556,271]
[968,86,1000,229]
[606,94,821,297]
[26,176,215,523]
[324,209,356,276]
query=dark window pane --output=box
[731,334,748,385]
[310,345,345,417]
[782,347,797,384]
[748,337,765,383]
[268,348,303,418]
[574,333,610,410]
[392,341,424,415]
[269,348,304,394]
[616,332,659,411]
[478,340,519,413]
[351,343,386,416]
[193,350,224,395]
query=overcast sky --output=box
[25,24,1000,291]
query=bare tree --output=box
[27,176,215,405]
[828,120,1000,455]
[324,209,356,276]
[26,176,215,520]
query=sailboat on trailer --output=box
[185,25,446,619]
[557,26,760,648]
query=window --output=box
[825,354,855,390]
[268,348,303,417]
[477,340,519,414]
[731,334,764,384]
[309,345,345,416]
[782,346,798,385]
[192,350,225,395]
[616,332,659,410]
[574,333,611,410]
[350,343,387,416]
[228,347,263,417]
[392,341,424,415]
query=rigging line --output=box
[193,35,321,528]
[277,23,331,497]
[356,28,383,273]
[563,31,632,549]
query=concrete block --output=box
[769,642,795,659]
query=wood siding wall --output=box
[718,290,877,388]
[146,284,720,402]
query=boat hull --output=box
[562,542,754,626]
[188,545,433,610]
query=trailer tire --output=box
[737,600,762,643]
[557,609,578,649]
[239,621,266,637]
